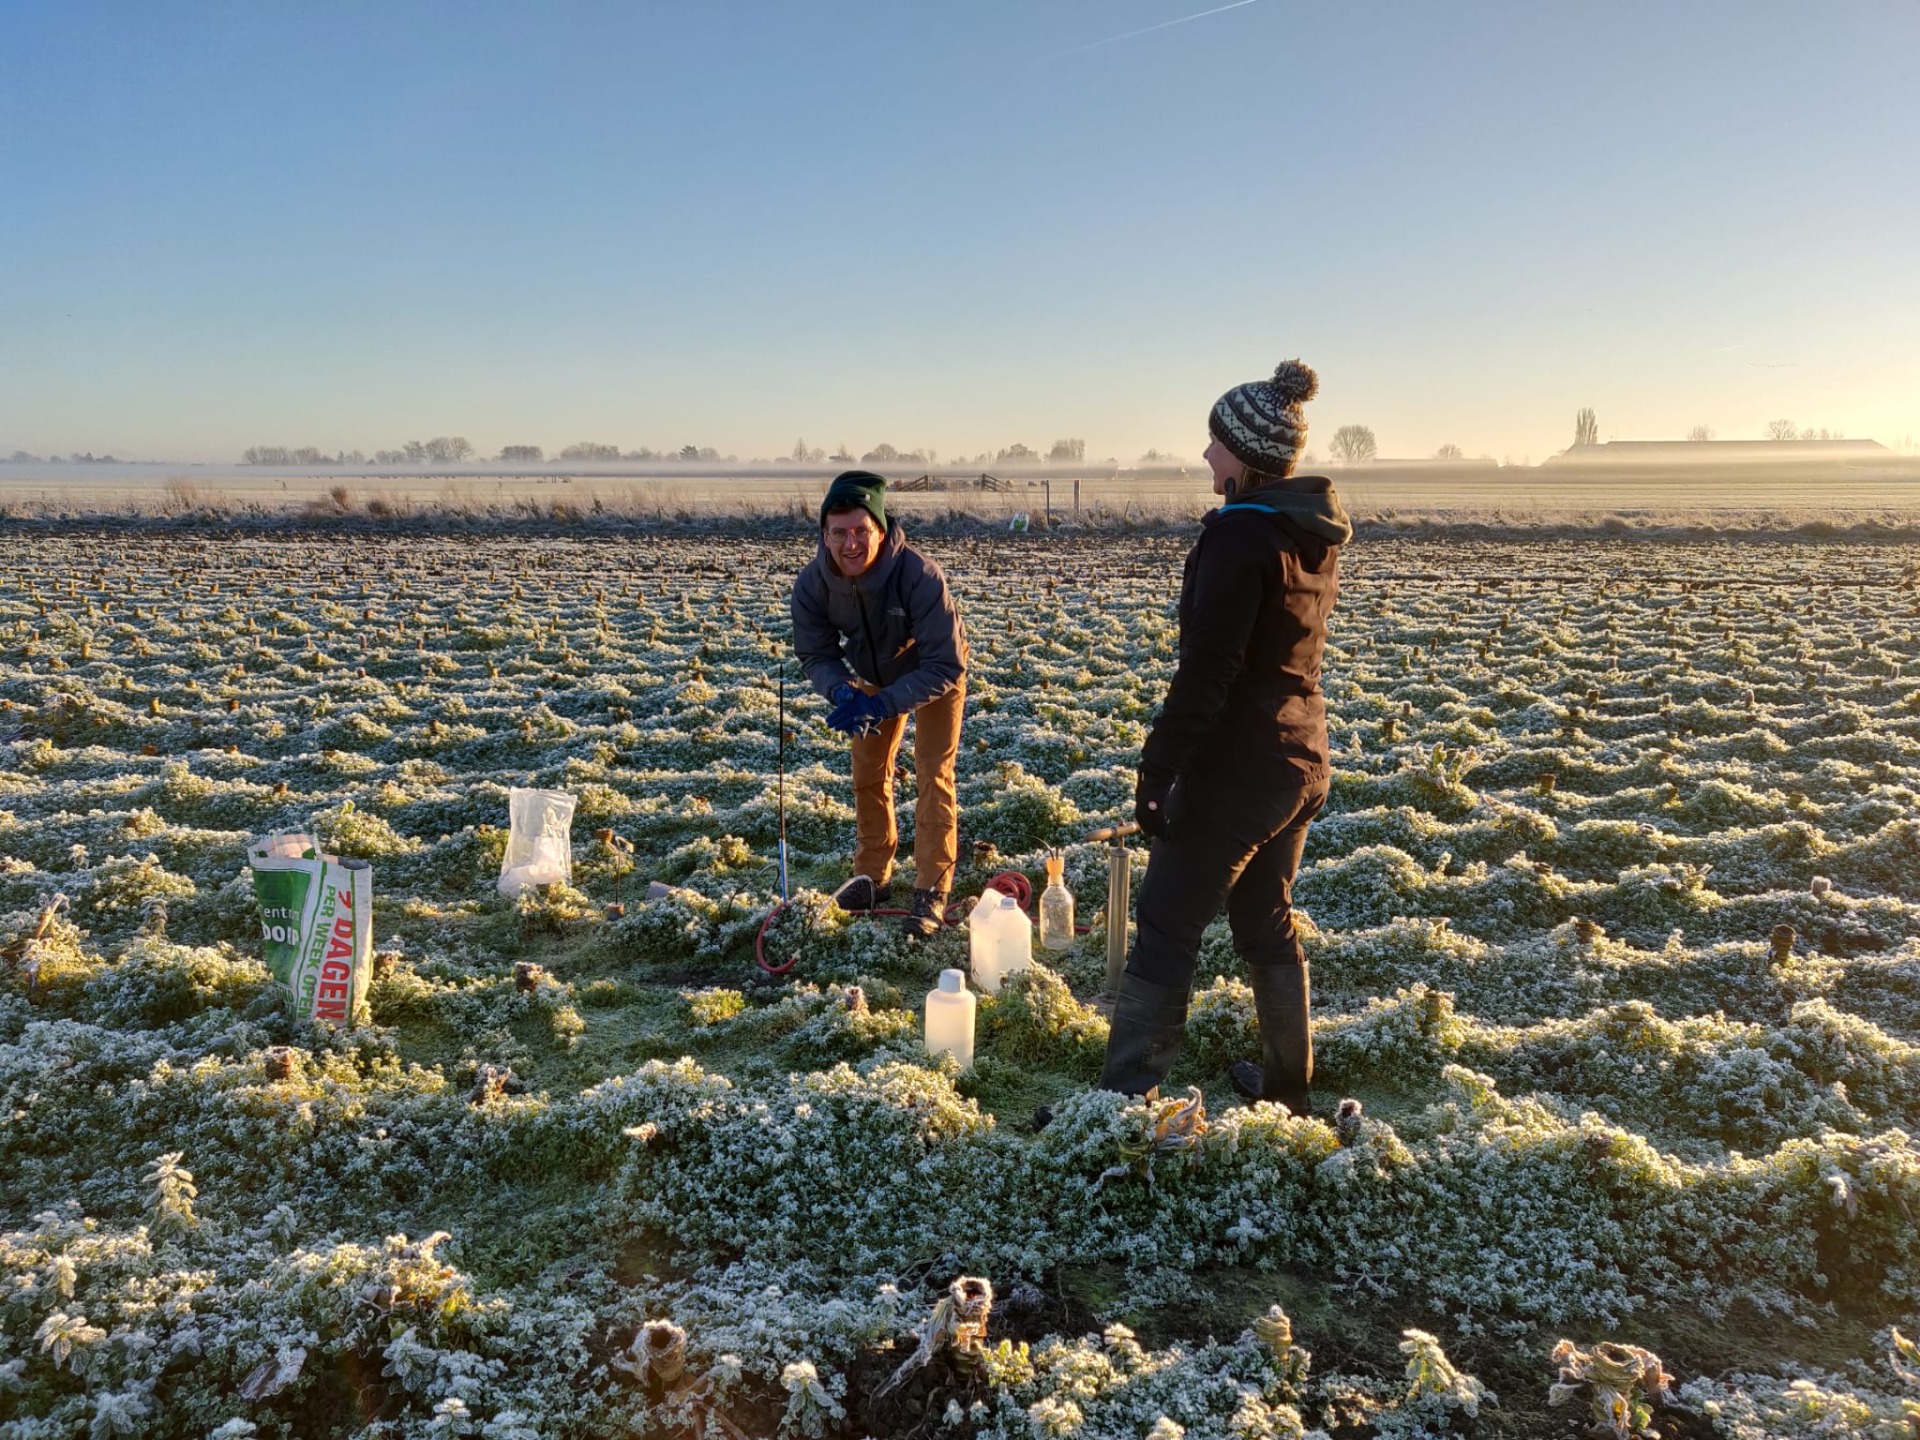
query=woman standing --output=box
[1101,360,1351,1115]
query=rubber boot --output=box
[1228,961,1312,1116]
[1097,972,1190,1097]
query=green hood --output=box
[1230,473,1353,545]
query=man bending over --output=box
[792,471,969,938]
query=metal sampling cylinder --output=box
[1087,821,1139,999]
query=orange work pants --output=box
[849,681,964,896]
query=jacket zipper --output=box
[852,584,883,683]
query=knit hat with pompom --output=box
[1208,360,1320,475]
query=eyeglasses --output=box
[825,528,875,548]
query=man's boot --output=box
[1098,972,1190,1097]
[1228,961,1312,1116]
[901,888,946,940]
[831,875,892,912]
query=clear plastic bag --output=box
[497,787,577,898]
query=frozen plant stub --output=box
[238,1346,308,1401]
[1547,1338,1675,1439]
[1251,1304,1311,1385]
[610,1320,756,1439]
[873,1276,994,1400]
[611,1319,687,1388]
[1770,924,1796,966]
[470,1063,522,1104]
[1400,1328,1489,1418]
[1094,1086,1209,1191]
[1335,1097,1364,1148]
[4,892,71,994]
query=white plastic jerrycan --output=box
[969,890,1033,996]
[924,968,976,1070]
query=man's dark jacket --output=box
[792,520,968,713]
[1141,475,1351,789]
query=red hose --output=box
[754,870,1088,975]
[756,902,800,974]
[984,870,1032,909]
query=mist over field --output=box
[3,441,1920,532]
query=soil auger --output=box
[1084,820,1141,1009]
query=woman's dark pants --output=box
[1098,770,1328,1109]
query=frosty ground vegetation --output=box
[4,530,1920,1436]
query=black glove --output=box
[1134,769,1172,840]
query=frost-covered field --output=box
[5,529,1920,1439]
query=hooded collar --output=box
[1215,473,1353,545]
[818,518,908,594]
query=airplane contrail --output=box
[1036,0,1265,62]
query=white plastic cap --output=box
[938,968,965,993]
[999,893,1019,909]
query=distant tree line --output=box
[3,451,124,463]
[230,432,1430,471]
[242,446,366,466]
[782,438,1094,471]
[239,440,742,465]
[383,438,474,464]
[1766,420,1845,442]
[541,444,722,462]
[242,439,478,465]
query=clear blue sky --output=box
[4,1,1916,464]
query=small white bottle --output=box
[1039,854,1075,952]
[924,968,976,1070]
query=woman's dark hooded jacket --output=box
[1140,474,1352,789]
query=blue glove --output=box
[828,689,893,737]
[826,682,861,732]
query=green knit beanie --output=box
[819,471,887,532]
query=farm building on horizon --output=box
[1547,438,1893,465]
